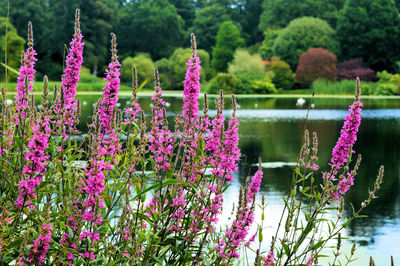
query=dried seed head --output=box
[52,83,58,106]
[154,68,160,90]
[111,33,117,63]
[75,9,81,35]
[355,77,361,101]
[219,89,224,110]
[191,33,197,57]
[132,65,138,99]
[232,94,237,116]
[203,93,209,118]
[42,75,49,109]
[27,21,33,48]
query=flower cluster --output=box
[16,114,51,209]
[26,224,53,264]
[14,22,37,122]
[58,9,84,132]
[217,169,263,260]
[182,33,201,130]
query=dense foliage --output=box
[258,0,345,30]
[296,48,338,84]
[273,17,340,70]
[337,59,377,81]
[337,0,400,71]
[211,21,244,73]
[2,0,400,93]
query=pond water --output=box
[49,94,400,263]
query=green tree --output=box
[190,4,230,52]
[118,0,184,60]
[0,18,25,81]
[273,17,339,69]
[240,0,263,45]
[258,28,281,60]
[168,0,196,29]
[258,0,345,30]
[163,47,210,89]
[337,0,400,71]
[120,54,155,85]
[211,21,244,72]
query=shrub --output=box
[273,17,340,69]
[251,78,277,94]
[228,49,265,75]
[337,59,376,81]
[271,59,295,89]
[374,83,397,95]
[120,54,155,85]
[211,21,244,72]
[296,48,337,84]
[206,72,242,94]
[235,71,266,94]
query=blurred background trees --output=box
[0,0,400,95]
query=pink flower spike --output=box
[182,33,201,129]
[14,21,37,122]
[58,9,84,131]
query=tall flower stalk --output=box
[14,21,37,122]
[57,9,84,134]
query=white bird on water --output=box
[296,98,306,107]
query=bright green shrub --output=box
[251,78,277,94]
[121,54,155,85]
[271,60,294,90]
[273,17,340,69]
[374,83,397,95]
[377,70,393,83]
[206,72,242,94]
[235,71,266,94]
[228,49,265,75]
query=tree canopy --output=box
[258,0,345,31]
[273,17,340,69]
[336,0,400,71]
[211,21,244,72]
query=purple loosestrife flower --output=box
[98,33,120,135]
[218,171,264,260]
[149,70,174,171]
[16,114,51,209]
[219,97,240,181]
[26,223,53,264]
[182,34,201,130]
[14,22,37,122]
[330,100,362,170]
[79,34,121,243]
[262,251,275,265]
[325,79,363,200]
[59,9,84,131]
[124,66,141,125]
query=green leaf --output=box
[133,179,184,200]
